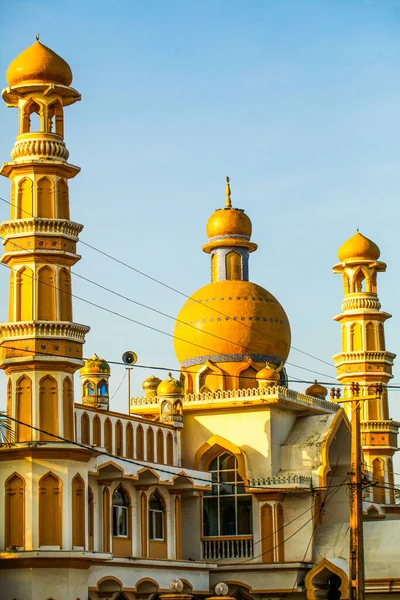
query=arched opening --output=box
[115,420,123,456]
[198,361,224,393]
[387,458,395,504]
[305,560,349,600]
[350,322,362,351]
[372,458,386,504]
[37,266,56,320]
[141,492,148,557]
[16,266,33,321]
[378,323,385,350]
[225,250,242,280]
[136,424,144,460]
[83,380,95,396]
[156,429,164,464]
[21,99,41,133]
[276,502,284,562]
[47,100,63,135]
[97,379,108,396]
[365,322,376,351]
[57,179,70,219]
[126,422,133,458]
[367,386,379,421]
[93,414,101,446]
[17,177,33,219]
[72,474,85,547]
[39,472,62,546]
[146,427,154,462]
[59,268,72,321]
[261,503,273,563]
[37,177,54,218]
[166,431,174,466]
[5,473,24,548]
[175,495,182,559]
[341,325,347,352]
[16,375,32,442]
[81,412,90,445]
[63,377,74,441]
[112,486,131,557]
[88,486,94,551]
[103,487,110,552]
[9,270,14,321]
[104,418,112,453]
[149,491,167,558]
[39,375,58,441]
[211,252,219,282]
[203,451,252,558]
[238,365,258,390]
[6,379,12,435]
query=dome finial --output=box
[36,33,40,41]
[356,226,359,232]
[225,176,232,208]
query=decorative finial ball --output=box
[215,583,229,596]
[169,579,184,593]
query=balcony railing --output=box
[202,536,253,560]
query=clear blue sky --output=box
[1,1,400,463]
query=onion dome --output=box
[203,178,256,254]
[174,280,290,367]
[256,363,281,386]
[142,375,162,398]
[157,373,183,397]
[80,353,110,376]
[306,381,328,400]
[338,231,380,263]
[6,40,73,87]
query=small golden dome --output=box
[206,208,252,240]
[157,373,183,396]
[338,231,380,262]
[80,353,110,376]
[6,40,73,87]
[256,364,281,384]
[142,376,162,390]
[174,280,291,367]
[306,381,328,399]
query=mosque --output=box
[0,39,399,600]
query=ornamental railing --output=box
[248,474,312,487]
[131,385,339,414]
[202,536,253,560]
[360,420,399,432]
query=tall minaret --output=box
[333,231,398,504]
[0,39,89,443]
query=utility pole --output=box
[344,382,383,600]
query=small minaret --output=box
[203,177,257,283]
[333,231,398,504]
[157,373,183,428]
[0,39,89,443]
[80,354,110,410]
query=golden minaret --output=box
[333,231,398,504]
[0,39,89,443]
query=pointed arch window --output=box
[115,420,123,456]
[39,472,62,546]
[16,266,33,321]
[93,414,101,446]
[16,375,32,442]
[39,375,58,441]
[83,381,95,396]
[225,250,242,280]
[57,179,70,219]
[104,418,112,453]
[59,268,72,321]
[63,377,74,441]
[149,491,165,540]
[37,266,56,320]
[72,474,85,547]
[97,380,108,396]
[37,177,54,218]
[146,427,154,462]
[365,322,376,351]
[112,486,129,537]
[372,458,386,504]
[17,178,33,219]
[88,486,94,551]
[156,429,164,464]
[136,424,144,460]
[81,412,90,445]
[5,473,25,548]
[166,432,174,466]
[203,452,252,537]
[126,422,133,458]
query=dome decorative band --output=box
[209,234,250,242]
[180,352,284,368]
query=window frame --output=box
[112,487,129,538]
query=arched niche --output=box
[305,557,349,600]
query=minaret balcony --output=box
[0,218,83,239]
[361,420,399,450]
[11,133,69,162]
[0,321,89,342]
[341,295,381,312]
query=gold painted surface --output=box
[174,280,291,365]
[7,40,73,87]
[338,231,380,262]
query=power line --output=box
[0,194,346,378]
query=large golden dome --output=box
[338,231,380,262]
[206,207,252,239]
[6,40,73,87]
[174,280,290,367]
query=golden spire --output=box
[225,176,231,208]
